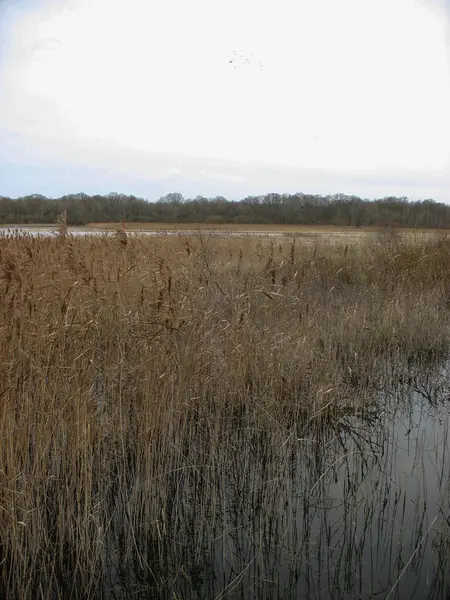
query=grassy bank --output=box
[1,230,450,597]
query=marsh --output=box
[0,231,449,599]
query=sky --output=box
[0,0,449,202]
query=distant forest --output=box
[0,192,449,229]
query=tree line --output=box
[0,191,449,229]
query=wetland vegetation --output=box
[0,228,450,598]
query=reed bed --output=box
[0,230,450,598]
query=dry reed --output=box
[0,230,449,597]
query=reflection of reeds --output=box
[0,232,450,597]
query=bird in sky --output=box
[227,50,264,71]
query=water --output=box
[100,368,450,599]
[0,227,371,239]
[8,371,448,599]
[0,227,285,238]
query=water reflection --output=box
[2,236,447,599]
[0,227,275,238]
[100,370,450,599]
[0,227,366,239]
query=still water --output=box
[0,227,351,239]
[101,367,450,599]
[0,227,272,237]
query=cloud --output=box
[0,0,449,201]
[1,129,448,202]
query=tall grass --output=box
[0,230,450,598]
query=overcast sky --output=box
[0,0,449,201]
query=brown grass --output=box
[85,222,450,234]
[0,230,450,596]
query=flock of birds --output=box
[227,50,264,71]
